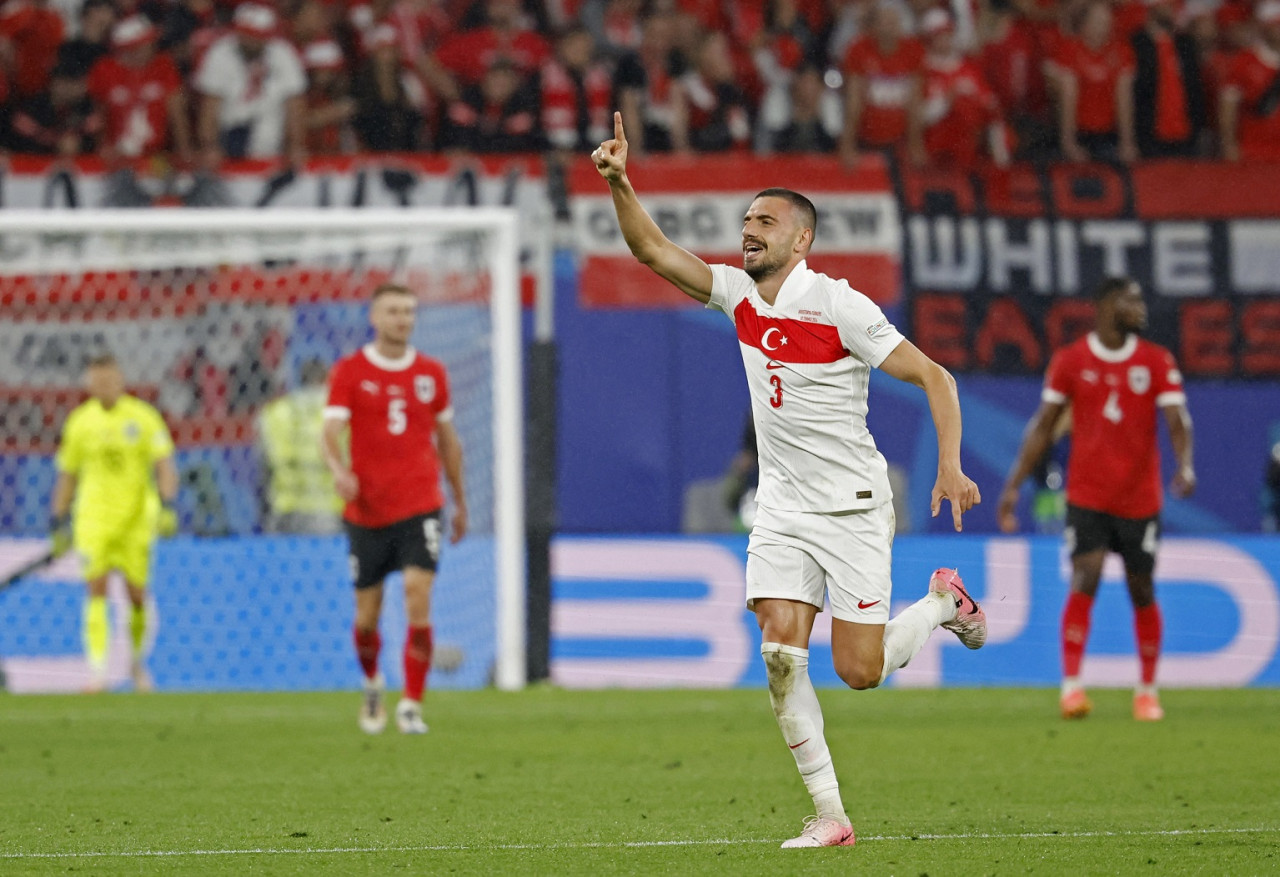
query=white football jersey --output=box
[707,260,904,513]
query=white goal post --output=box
[0,208,526,691]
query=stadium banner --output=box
[549,534,1280,690]
[566,155,902,306]
[0,154,547,299]
[899,161,1280,377]
[4,532,1277,692]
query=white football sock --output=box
[761,642,847,823]
[1061,676,1084,696]
[878,592,955,685]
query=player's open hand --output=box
[450,501,468,544]
[931,466,981,532]
[996,486,1020,534]
[592,112,629,182]
[333,468,359,502]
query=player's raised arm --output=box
[997,398,1069,533]
[877,340,980,531]
[593,111,714,303]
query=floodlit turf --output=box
[1,687,1277,875]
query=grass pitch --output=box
[1,687,1277,875]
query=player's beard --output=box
[1119,313,1148,336]
[744,245,786,282]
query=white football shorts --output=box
[745,501,895,624]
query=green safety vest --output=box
[258,388,344,516]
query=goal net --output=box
[0,209,525,692]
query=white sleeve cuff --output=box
[322,405,351,421]
[1156,391,1187,407]
[436,406,455,423]
[868,333,905,369]
[1041,388,1067,404]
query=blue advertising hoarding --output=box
[3,534,1276,692]
[550,534,1280,690]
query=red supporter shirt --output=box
[325,344,453,528]
[86,54,182,157]
[1223,44,1280,161]
[1043,333,1186,519]
[842,36,924,146]
[540,57,611,150]
[921,56,999,167]
[980,18,1048,119]
[0,0,64,97]
[1059,38,1134,134]
[1113,1,1148,39]
[434,27,550,85]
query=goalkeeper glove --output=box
[50,513,72,557]
[158,500,179,538]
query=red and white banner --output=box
[568,155,901,307]
[0,154,548,301]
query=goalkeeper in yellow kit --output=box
[51,354,179,692]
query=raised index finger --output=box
[614,111,626,143]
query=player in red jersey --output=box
[321,283,468,735]
[998,277,1195,722]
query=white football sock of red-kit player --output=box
[878,592,957,685]
[761,642,848,823]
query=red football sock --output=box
[403,625,433,703]
[354,627,381,680]
[1061,592,1095,679]
[1134,604,1162,686]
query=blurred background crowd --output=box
[1,0,1278,172]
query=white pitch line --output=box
[2,826,1276,859]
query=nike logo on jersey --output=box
[766,360,785,370]
[857,599,881,610]
[360,380,380,394]
[789,738,810,750]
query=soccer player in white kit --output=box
[593,112,988,849]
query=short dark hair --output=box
[1093,276,1135,302]
[371,282,414,301]
[754,187,818,239]
[85,352,118,369]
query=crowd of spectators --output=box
[0,0,1277,170]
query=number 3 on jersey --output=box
[388,398,407,434]
[769,374,783,408]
